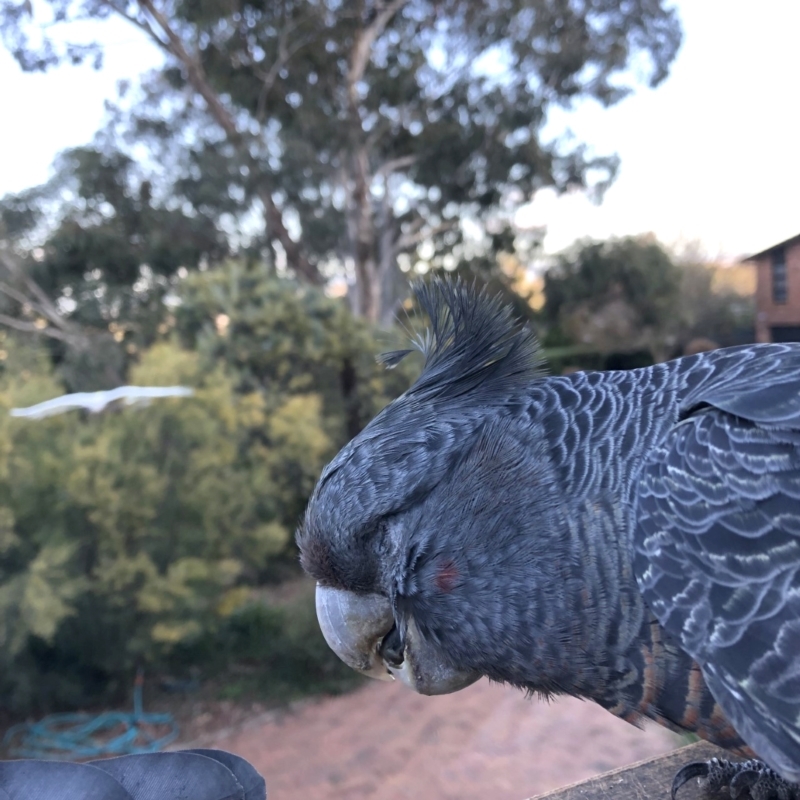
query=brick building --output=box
[745,233,800,343]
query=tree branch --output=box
[347,0,408,103]
[254,26,315,123]
[0,257,73,333]
[108,0,322,284]
[0,281,37,314]
[1,272,72,333]
[0,253,90,346]
[394,220,455,254]
[0,311,76,343]
[135,0,242,141]
[101,1,168,50]
[376,154,417,180]
[342,1,411,320]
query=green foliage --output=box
[672,260,755,349]
[176,584,365,702]
[0,0,691,717]
[0,275,413,714]
[0,147,228,389]
[1,0,682,321]
[174,263,416,442]
[541,237,755,366]
[542,237,682,361]
[544,237,682,328]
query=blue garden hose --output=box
[2,670,179,760]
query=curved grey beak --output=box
[315,584,480,696]
[315,584,395,680]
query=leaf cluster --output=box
[1,146,227,344]
[1,0,682,313]
[0,273,413,714]
[541,237,755,364]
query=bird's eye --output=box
[378,624,404,668]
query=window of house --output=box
[772,246,787,304]
[770,325,800,343]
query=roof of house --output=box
[742,232,800,262]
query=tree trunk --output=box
[261,190,322,285]
[348,145,380,324]
[132,0,322,286]
[343,1,409,324]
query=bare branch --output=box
[100,1,168,50]
[0,312,77,344]
[251,5,320,123]
[394,220,456,254]
[16,274,72,331]
[342,1,410,320]
[122,0,321,285]
[254,26,291,121]
[376,155,417,180]
[0,281,36,313]
[0,252,89,345]
[0,260,73,333]
[135,0,242,142]
[394,216,424,241]
[347,0,408,102]
[255,32,315,122]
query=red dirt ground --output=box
[181,678,679,800]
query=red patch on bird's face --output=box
[434,559,460,593]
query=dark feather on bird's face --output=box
[297,279,550,695]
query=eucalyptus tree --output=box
[2,0,682,323]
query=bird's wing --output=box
[117,386,194,405]
[9,387,193,418]
[679,342,800,428]
[9,393,96,419]
[131,385,194,399]
[633,406,800,781]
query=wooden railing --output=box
[529,740,731,800]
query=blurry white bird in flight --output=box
[10,386,194,419]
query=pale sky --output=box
[1,1,798,260]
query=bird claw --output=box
[730,770,764,799]
[672,761,712,800]
[671,758,800,800]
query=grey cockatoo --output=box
[299,278,800,800]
